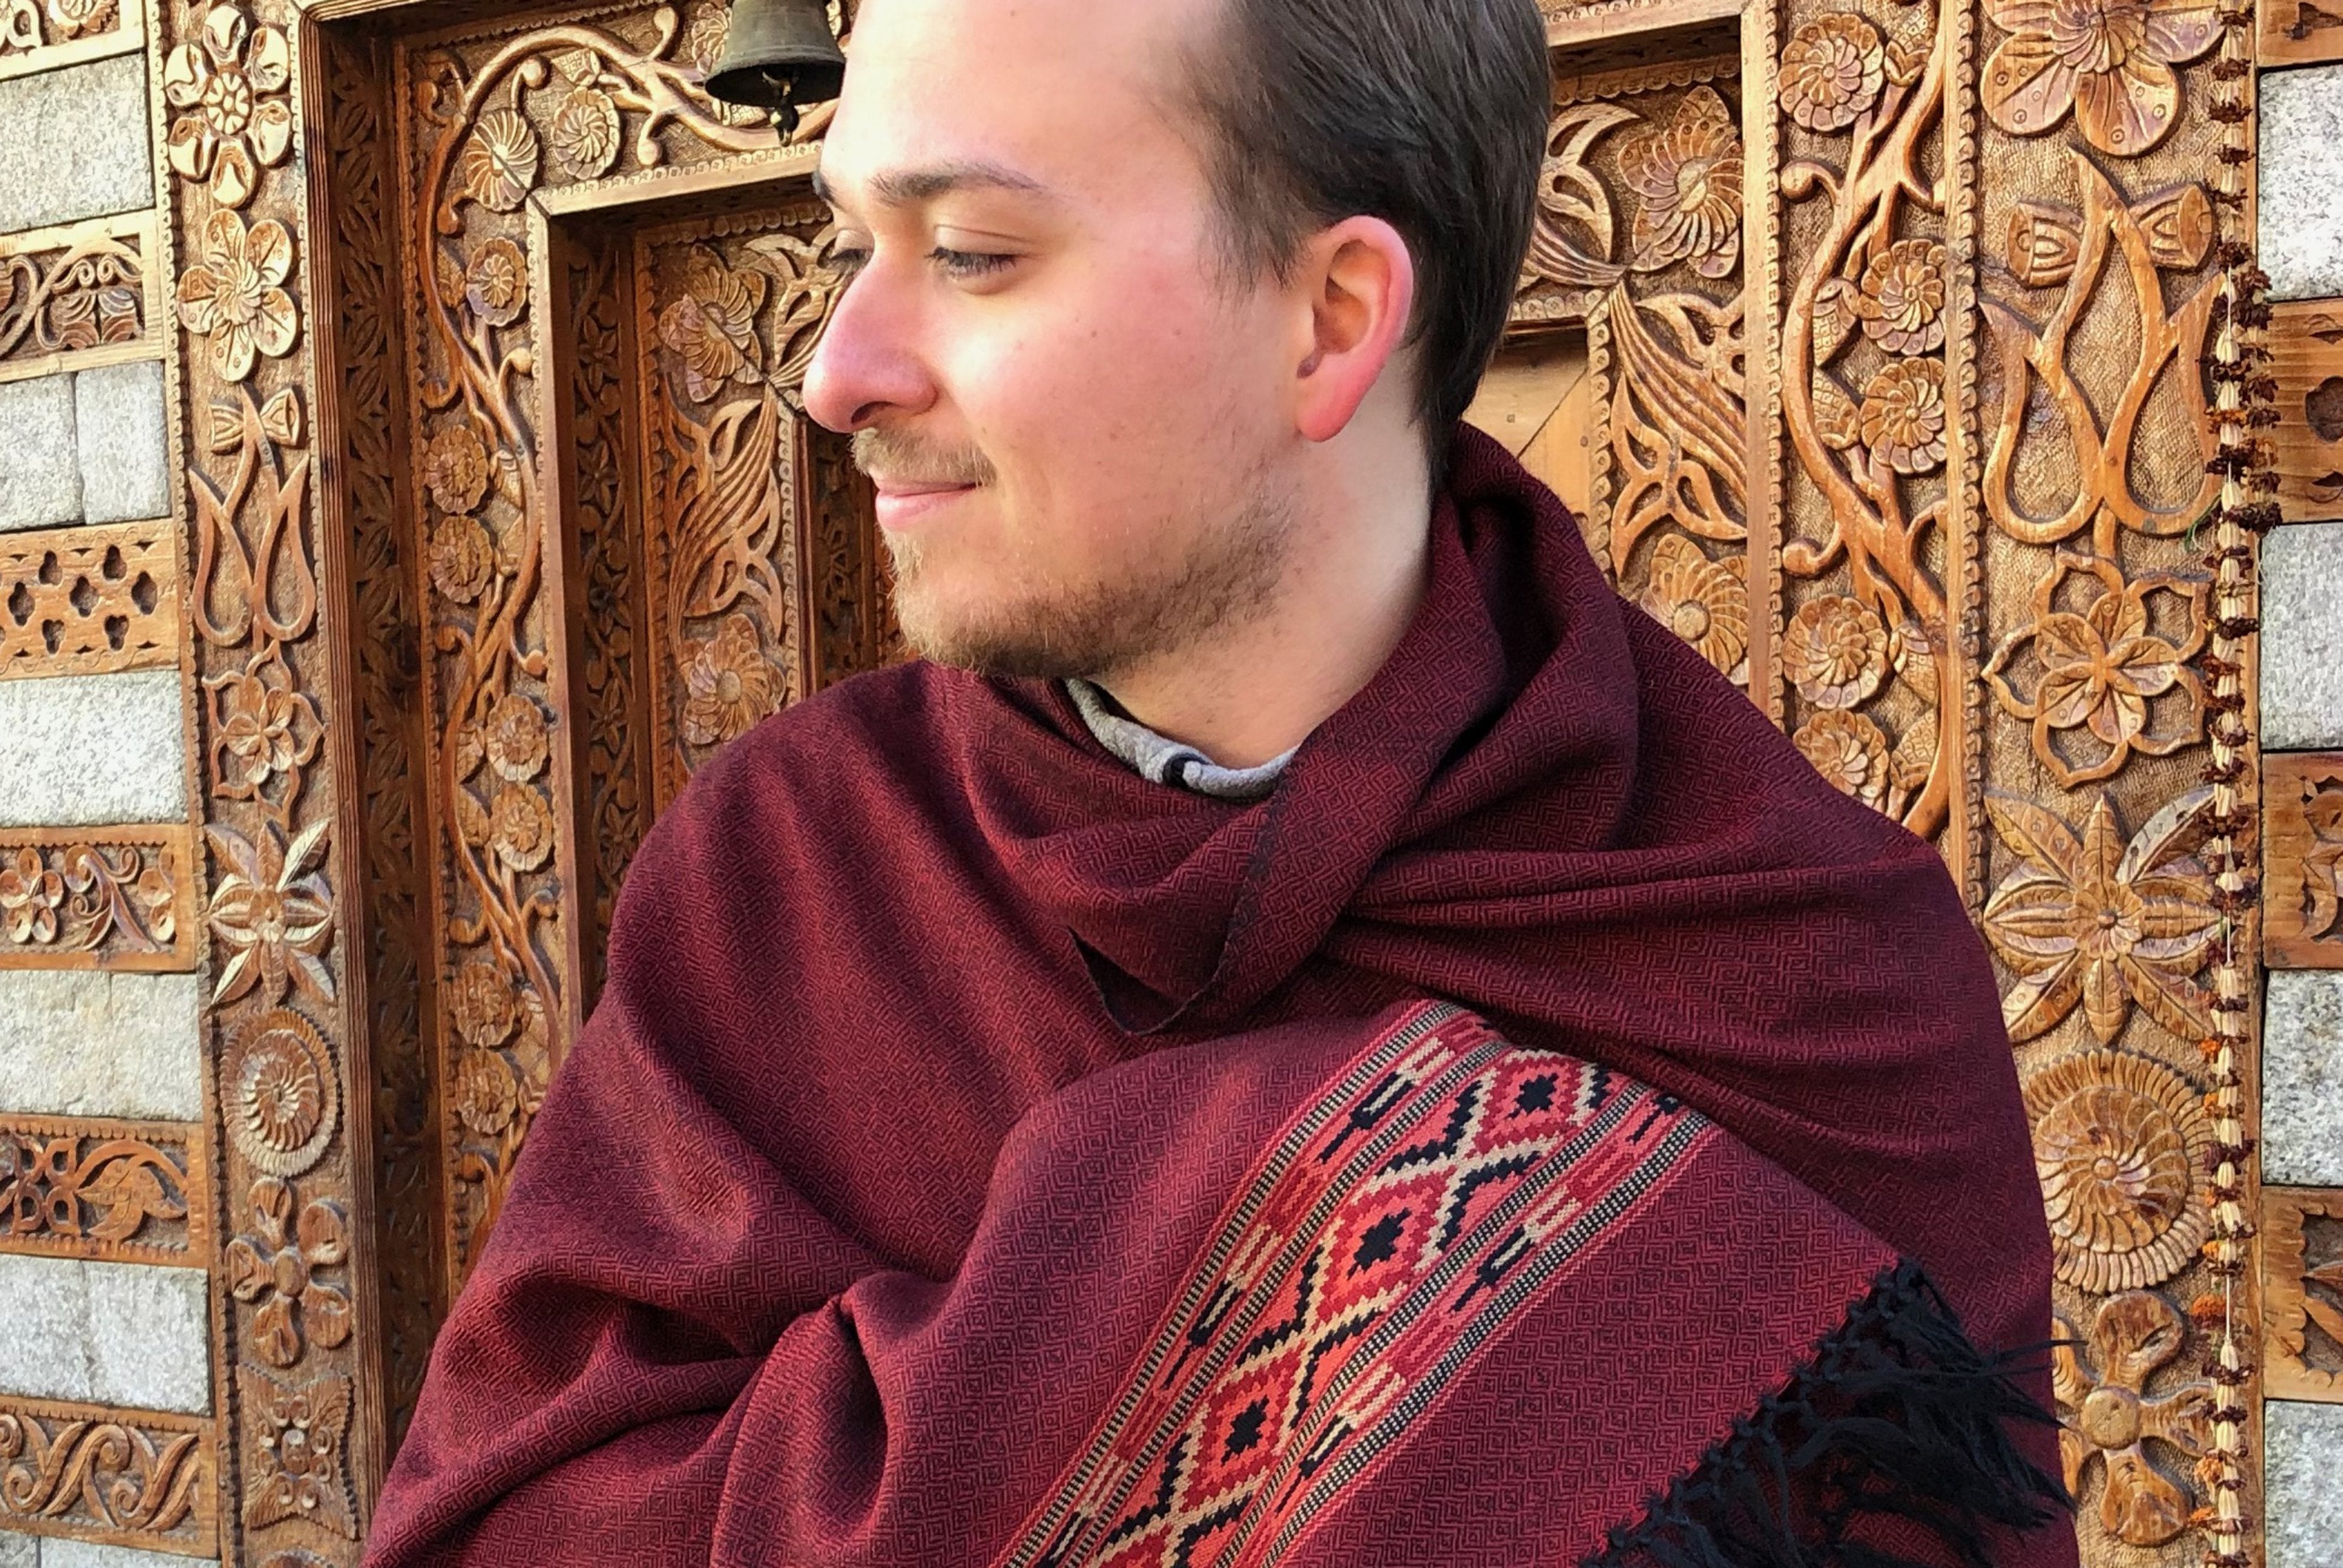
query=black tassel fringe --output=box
[1584,1258,2071,1568]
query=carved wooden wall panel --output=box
[2267,1187,2343,1399]
[0,1114,207,1264]
[0,520,182,680]
[0,211,159,385]
[0,824,194,970]
[2269,301,2343,521]
[2265,753,2343,968]
[0,1392,215,1559]
[0,0,137,80]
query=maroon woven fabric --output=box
[365,426,2071,1566]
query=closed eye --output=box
[931,246,1018,279]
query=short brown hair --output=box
[1178,0,1551,448]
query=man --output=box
[368,0,2079,1563]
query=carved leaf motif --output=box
[79,1161,168,1243]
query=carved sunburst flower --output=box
[163,2,292,209]
[1983,0,2220,157]
[456,107,541,212]
[1854,238,1948,354]
[1979,788,2217,1044]
[1858,357,1947,475]
[453,1050,521,1139]
[1637,535,1748,682]
[485,785,555,874]
[2053,1292,2215,1546]
[1794,710,1892,808]
[1780,13,1887,132]
[424,424,491,515]
[482,692,549,782]
[428,514,496,605]
[2025,1050,2211,1291]
[445,961,517,1050]
[681,612,780,746]
[464,238,528,328]
[1783,594,1890,710]
[1616,87,1744,279]
[549,87,622,180]
[175,209,298,384]
[221,1009,339,1178]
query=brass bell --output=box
[706,0,847,131]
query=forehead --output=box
[821,0,1219,203]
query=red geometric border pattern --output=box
[998,1001,1712,1568]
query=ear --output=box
[1290,216,1417,445]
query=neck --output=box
[1094,424,1433,770]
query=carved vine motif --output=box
[2022,1048,2212,1292]
[2266,1189,2343,1398]
[0,520,180,681]
[1518,71,1748,687]
[399,2,799,1278]
[1774,0,1953,836]
[0,1395,212,1555]
[0,217,147,371]
[640,220,847,792]
[0,1119,202,1263]
[2053,1291,2217,1547]
[0,830,188,970]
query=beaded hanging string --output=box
[2196,0,2280,1560]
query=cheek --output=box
[943,260,1284,547]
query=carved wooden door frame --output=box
[133,0,2269,1562]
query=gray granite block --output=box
[2267,969,2343,1186]
[0,970,203,1123]
[2269,1399,2343,1568]
[0,55,152,235]
[0,670,186,827]
[44,1544,221,1568]
[0,1255,209,1414]
[2264,65,2343,303]
[2264,523,2343,751]
[0,1529,33,1568]
[0,374,81,532]
[73,362,169,524]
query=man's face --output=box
[804,0,1303,679]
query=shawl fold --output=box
[365,428,2076,1567]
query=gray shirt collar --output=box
[1065,679,1296,803]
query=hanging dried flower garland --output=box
[2195,0,2281,1559]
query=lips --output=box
[870,479,978,529]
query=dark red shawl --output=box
[366,427,2075,1566]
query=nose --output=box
[803,264,937,434]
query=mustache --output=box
[851,428,997,488]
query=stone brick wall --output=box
[2250,50,2343,1568]
[0,4,217,1563]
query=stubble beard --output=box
[856,428,1294,683]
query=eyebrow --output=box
[813,158,1048,209]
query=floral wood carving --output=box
[2264,753,2343,968]
[2265,1187,2343,1399]
[1772,0,1955,838]
[0,1116,206,1264]
[0,212,152,379]
[1981,787,2218,1044]
[0,520,180,681]
[228,1178,353,1368]
[237,1365,355,1538]
[0,827,191,972]
[1517,68,1749,689]
[2024,1049,2212,1291]
[0,0,123,69]
[1981,0,2218,157]
[2053,1291,2216,1546]
[0,1393,214,1557]
[164,1,292,211]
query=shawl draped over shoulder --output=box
[365,428,2077,1567]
